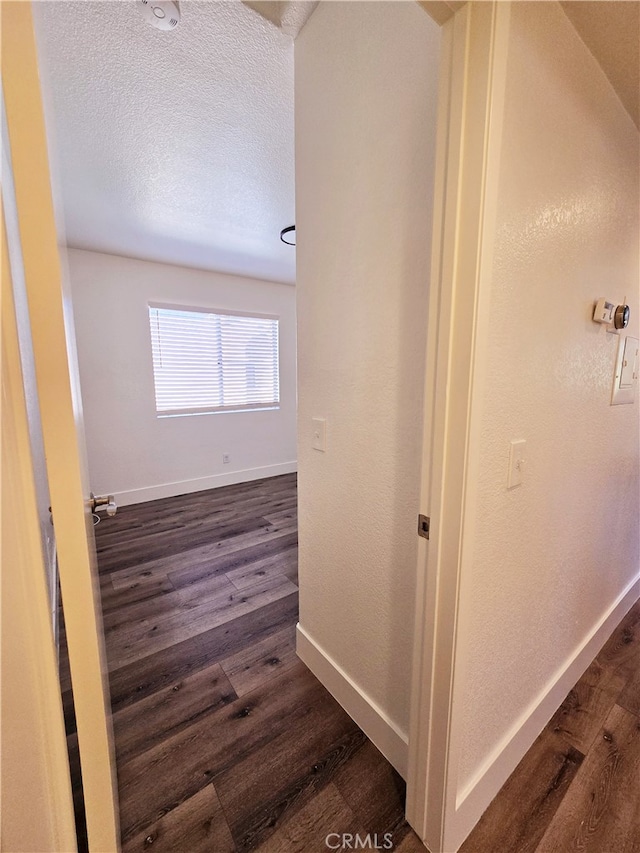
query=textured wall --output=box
[456,1,640,790]
[295,2,441,734]
[68,249,297,502]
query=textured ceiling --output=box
[33,1,296,284]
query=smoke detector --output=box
[139,0,180,31]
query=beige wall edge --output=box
[418,0,466,27]
[1,3,120,850]
[1,203,78,853]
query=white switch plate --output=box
[312,417,326,452]
[508,439,526,489]
[611,335,638,406]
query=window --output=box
[148,304,280,416]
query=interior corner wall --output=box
[67,249,297,504]
[453,0,640,824]
[294,1,441,774]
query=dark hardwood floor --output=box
[461,598,640,853]
[58,474,640,853]
[61,473,424,852]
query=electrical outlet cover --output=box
[611,335,638,406]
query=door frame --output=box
[1,3,120,850]
[406,3,510,851]
[1,1,511,851]
[1,195,79,853]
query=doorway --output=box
[4,0,445,850]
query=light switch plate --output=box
[508,439,526,489]
[611,335,639,406]
[312,417,326,452]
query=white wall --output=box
[295,1,441,775]
[67,249,297,504]
[453,0,640,819]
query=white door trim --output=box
[1,4,120,850]
[1,197,79,853]
[406,3,511,851]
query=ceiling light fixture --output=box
[139,0,180,32]
[280,225,296,246]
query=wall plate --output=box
[507,439,526,489]
[312,417,326,451]
[611,335,639,406]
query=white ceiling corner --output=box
[33,0,296,284]
[242,1,319,37]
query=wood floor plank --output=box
[262,508,297,526]
[549,659,626,755]
[109,567,174,591]
[217,728,367,852]
[536,704,640,853]
[176,570,255,607]
[618,666,640,717]
[58,630,72,695]
[459,728,584,853]
[97,494,290,537]
[171,573,297,631]
[98,494,290,533]
[394,831,431,852]
[332,739,408,841]
[83,475,421,851]
[593,601,640,684]
[107,591,298,713]
[97,515,273,574]
[219,624,297,697]
[100,577,175,612]
[95,475,297,543]
[97,503,295,557]
[112,661,237,762]
[168,532,298,591]
[212,671,363,851]
[108,526,297,590]
[122,784,236,853]
[97,514,271,564]
[65,733,89,853]
[96,488,296,540]
[97,508,288,563]
[281,562,299,587]
[226,548,298,591]
[116,661,349,841]
[66,474,640,853]
[106,574,297,669]
[253,782,356,853]
[102,585,181,633]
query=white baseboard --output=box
[110,461,297,507]
[296,623,409,779]
[446,574,640,853]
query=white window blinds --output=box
[149,304,280,416]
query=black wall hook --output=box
[280,225,296,246]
